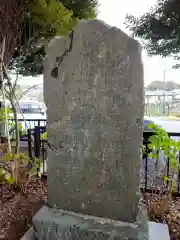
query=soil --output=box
[0,180,179,240]
[0,178,47,240]
[142,192,180,240]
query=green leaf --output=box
[125,0,180,57]
[170,159,178,169]
[147,143,153,150]
[152,153,159,160]
[176,140,180,148]
[148,135,159,147]
[147,123,157,130]
[6,176,15,185]
[7,106,12,114]
[18,123,23,131]
[148,153,153,158]
[163,176,170,181]
[3,152,13,161]
[41,132,47,140]
[142,145,146,154]
[30,166,37,174]
[8,0,98,76]
[0,168,6,176]
[35,158,41,168]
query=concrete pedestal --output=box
[21,206,170,240]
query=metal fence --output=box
[142,131,180,196]
[26,126,47,176]
[17,120,180,196]
[8,119,47,177]
[8,119,47,134]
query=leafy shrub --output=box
[0,106,26,140]
[41,131,47,140]
[146,123,180,218]
[0,152,41,190]
[147,123,180,190]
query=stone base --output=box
[21,227,35,240]
[21,205,170,240]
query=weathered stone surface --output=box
[20,217,170,240]
[20,227,35,240]
[21,222,170,240]
[32,205,148,240]
[44,19,144,222]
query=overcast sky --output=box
[18,0,180,86]
[98,0,180,86]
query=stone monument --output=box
[45,18,144,223]
[21,19,170,240]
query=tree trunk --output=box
[0,121,5,137]
[10,100,21,186]
[11,101,19,154]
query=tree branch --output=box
[17,84,41,101]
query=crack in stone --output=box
[51,30,74,78]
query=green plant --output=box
[30,157,41,178]
[0,106,24,139]
[41,131,47,140]
[8,121,26,140]
[0,106,11,122]
[125,0,180,61]
[147,123,180,185]
[146,123,180,218]
[0,152,41,190]
[0,167,15,184]
[3,0,98,76]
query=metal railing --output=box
[8,118,47,134]
[142,131,180,196]
[7,119,47,176]
[26,126,47,175]
[21,123,180,196]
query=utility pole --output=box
[163,69,166,115]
